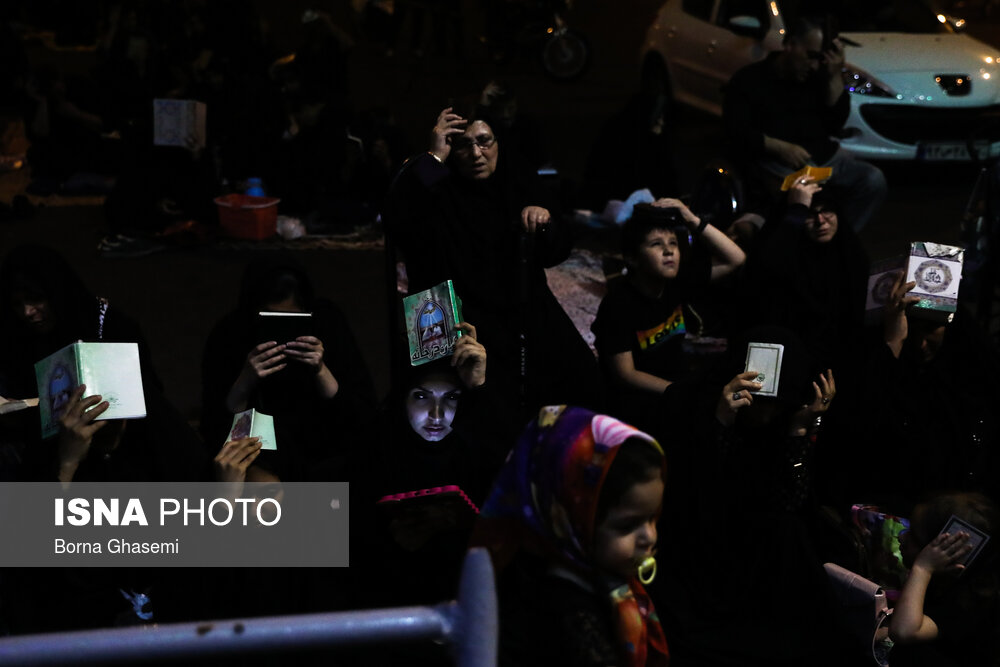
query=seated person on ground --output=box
[200,256,376,481]
[591,199,745,431]
[349,323,509,609]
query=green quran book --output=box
[34,341,147,439]
[402,280,464,366]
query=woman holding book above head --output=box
[346,323,510,615]
[200,256,376,481]
[384,99,603,418]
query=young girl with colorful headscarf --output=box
[472,405,670,667]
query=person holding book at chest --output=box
[200,257,376,481]
[739,178,868,388]
[347,323,510,611]
[0,244,160,400]
[0,245,208,482]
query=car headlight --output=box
[841,65,896,97]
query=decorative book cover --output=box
[866,257,906,311]
[34,342,147,439]
[744,342,783,398]
[865,256,906,325]
[906,242,964,321]
[153,99,207,150]
[402,280,464,366]
[227,409,277,450]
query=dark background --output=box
[1,0,997,422]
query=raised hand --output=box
[452,322,486,388]
[652,197,700,230]
[766,137,812,169]
[429,107,468,163]
[789,369,836,436]
[823,37,845,79]
[788,178,822,207]
[915,531,973,574]
[57,384,110,481]
[884,271,920,358]
[214,436,264,484]
[716,371,763,426]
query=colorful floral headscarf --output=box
[473,405,670,667]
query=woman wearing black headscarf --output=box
[741,178,869,383]
[347,326,509,613]
[0,244,158,398]
[385,101,603,417]
[649,327,854,666]
[200,256,375,480]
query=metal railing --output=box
[0,548,497,667]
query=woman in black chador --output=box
[200,256,375,480]
[385,102,603,416]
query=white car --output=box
[641,0,1000,161]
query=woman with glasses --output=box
[740,178,869,392]
[385,101,603,418]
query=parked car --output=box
[641,0,1000,161]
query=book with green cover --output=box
[402,279,464,366]
[34,342,147,439]
[226,409,277,450]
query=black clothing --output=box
[891,576,1000,667]
[650,385,854,667]
[0,245,162,397]
[6,387,208,635]
[200,297,375,480]
[348,384,510,608]
[498,560,619,667]
[591,251,712,429]
[582,93,678,209]
[723,53,850,165]
[386,150,602,415]
[847,312,1000,513]
[741,202,869,376]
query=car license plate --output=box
[918,141,994,161]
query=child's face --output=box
[592,474,664,581]
[631,229,680,282]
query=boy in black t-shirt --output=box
[592,199,745,429]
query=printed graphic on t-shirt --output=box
[636,305,686,351]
